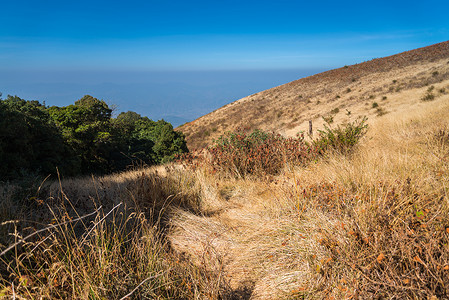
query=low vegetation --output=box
[3,97,448,299]
[422,86,436,101]
[205,129,315,178]
[179,116,367,179]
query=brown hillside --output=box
[178,41,449,150]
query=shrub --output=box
[422,86,436,101]
[313,116,368,155]
[330,107,340,114]
[422,93,435,101]
[372,102,379,108]
[322,115,334,124]
[207,129,317,177]
[376,107,387,116]
[180,118,368,178]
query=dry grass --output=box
[1,96,449,298]
[274,99,449,298]
[0,167,231,299]
[2,44,449,298]
[178,41,449,150]
[169,97,449,298]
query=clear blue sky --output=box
[2,0,448,71]
[1,0,448,124]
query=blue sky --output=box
[1,0,448,124]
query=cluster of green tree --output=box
[0,94,188,180]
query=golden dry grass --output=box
[2,43,449,298]
[167,95,449,298]
[1,95,448,298]
[178,41,449,150]
[0,166,234,299]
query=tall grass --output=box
[277,100,449,298]
[175,99,449,299]
[0,168,230,299]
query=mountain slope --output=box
[178,41,449,150]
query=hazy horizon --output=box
[0,68,328,126]
[1,0,448,126]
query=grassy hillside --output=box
[1,92,449,298]
[178,41,449,150]
[1,43,449,298]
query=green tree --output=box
[112,114,188,166]
[1,93,189,179]
[151,120,188,163]
[48,95,113,173]
[0,95,77,180]
[110,111,154,169]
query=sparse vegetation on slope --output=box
[178,41,449,150]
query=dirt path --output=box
[167,176,305,299]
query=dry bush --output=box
[287,179,449,298]
[179,119,368,180]
[207,129,316,178]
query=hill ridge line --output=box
[178,41,449,149]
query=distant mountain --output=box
[162,115,190,127]
[177,41,449,150]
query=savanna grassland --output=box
[1,42,449,299]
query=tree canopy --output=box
[0,94,188,180]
